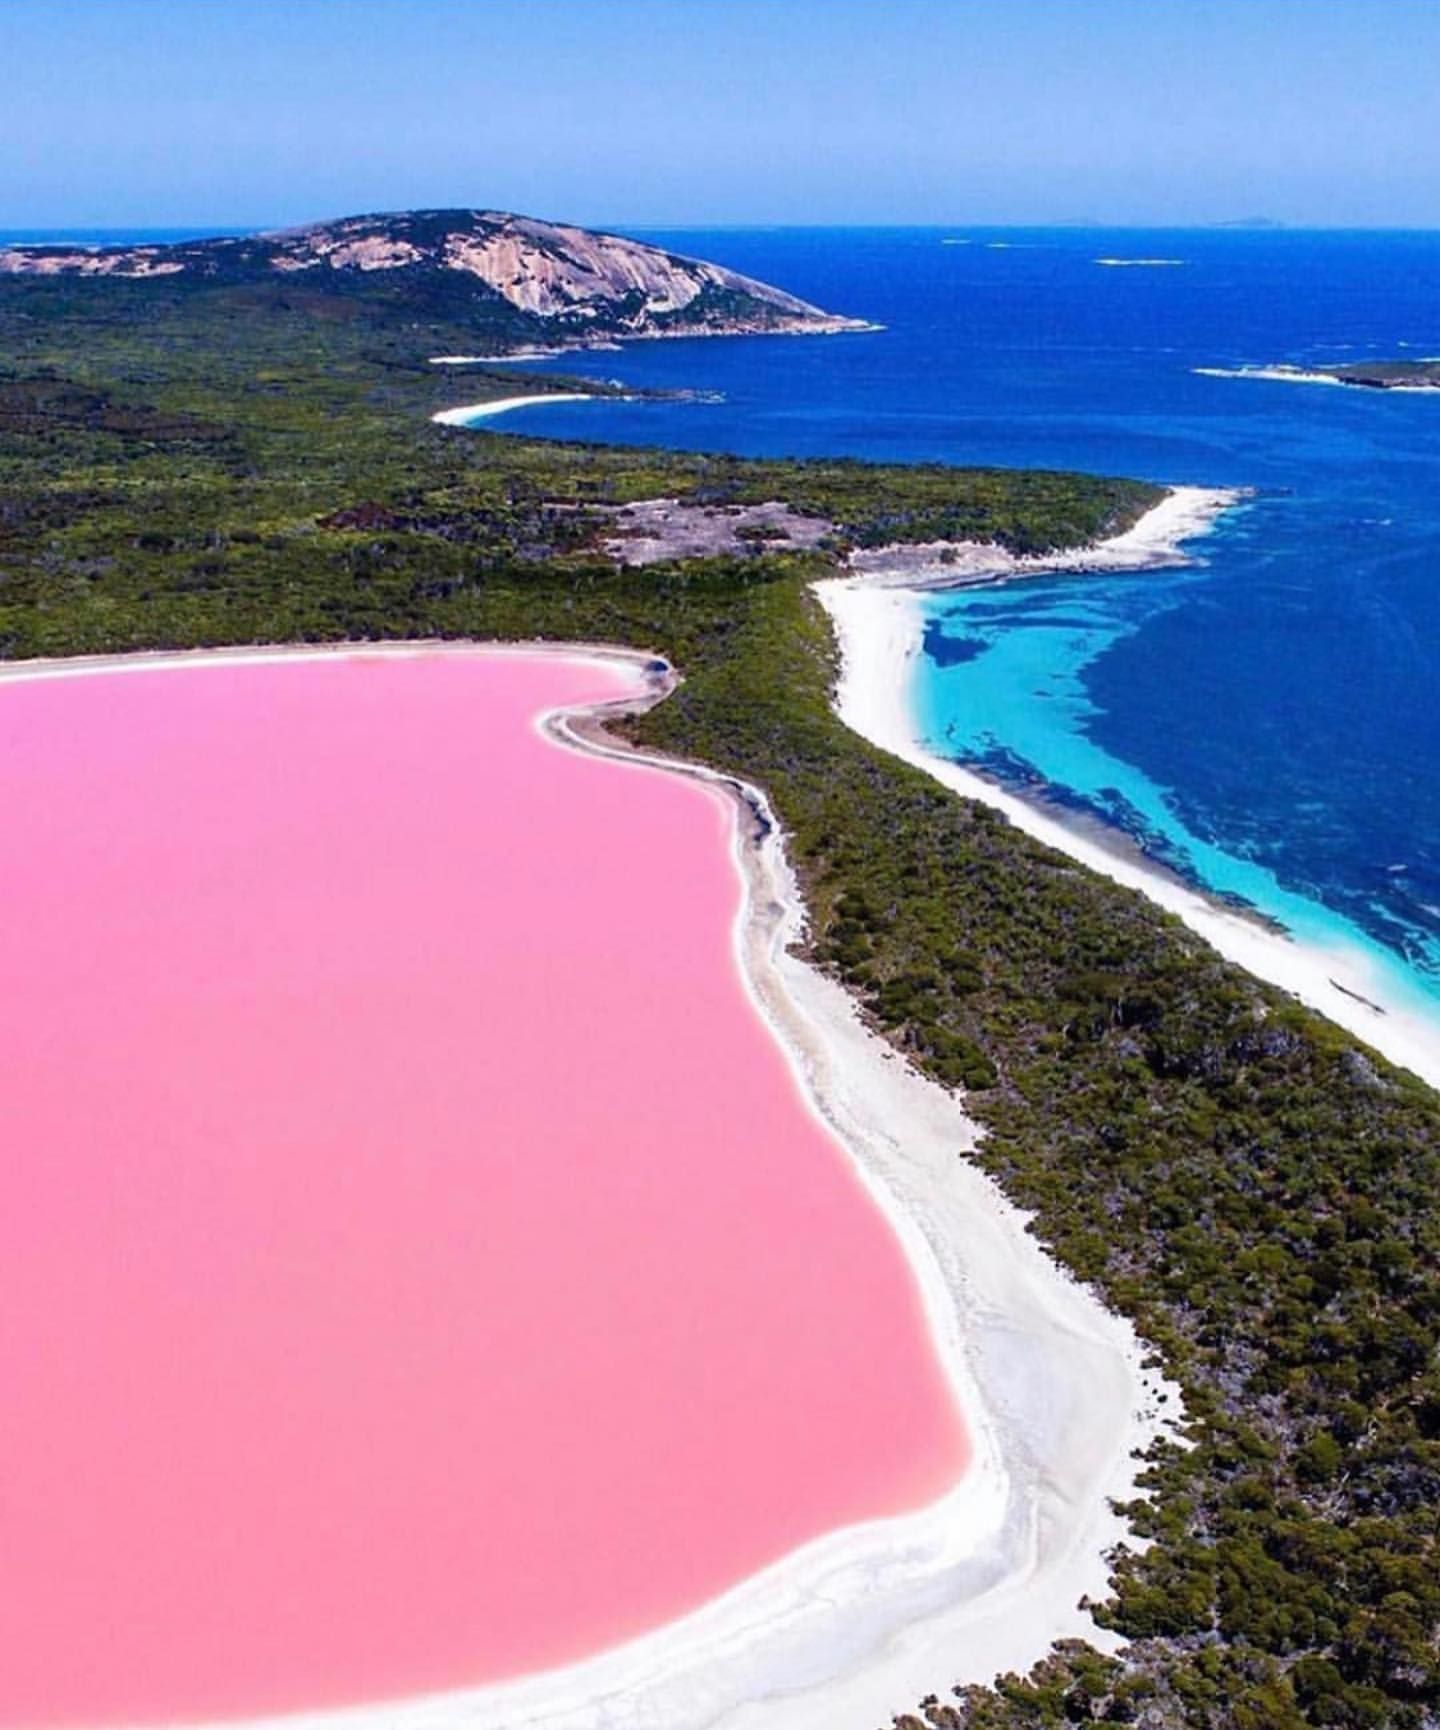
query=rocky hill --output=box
[0,209,869,347]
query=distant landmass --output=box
[1318,358,1440,390]
[0,208,869,349]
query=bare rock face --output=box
[0,209,870,343]
[0,247,184,279]
[597,498,838,565]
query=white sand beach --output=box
[4,643,1177,1730]
[428,351,571,365]
[430,393,597,425]
[817,491,1440,1093]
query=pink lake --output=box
[0,650,966,1728]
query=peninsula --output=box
[0,208,870,349]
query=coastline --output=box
[0,641,1176,1730]
[1194,364,1440,393]
[847,483,1242,588]
[817,488,1440,1094]
[424,316,882,379]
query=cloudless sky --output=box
[2,0,1438,230]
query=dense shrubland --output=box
[1,276,1435,1729]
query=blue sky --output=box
[2,0,1437,229]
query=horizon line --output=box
[4,217,1440,237]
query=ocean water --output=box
[488,227,1440,1027]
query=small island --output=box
[1318,358,1440,390]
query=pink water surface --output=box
[0,650,966,1728]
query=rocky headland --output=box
[0,208,872,350]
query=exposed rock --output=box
[597,498,836,565]
[0,209,871,345]
[0,247,184,278]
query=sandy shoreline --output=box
[1,641,1176,1730]
[818,487,1440,1093]
[430,393,599,426]
[847,483,1242,588]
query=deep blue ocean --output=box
[484,227,1440,1030]
[14,225,1438,1025]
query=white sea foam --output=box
[1195,364,1439,393]
[1194,364,1346,385]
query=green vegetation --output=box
[0,206,861,344]
[2,276,1436,1730]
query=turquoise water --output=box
[446,226,1440,1029]
[912,554,1440,1026]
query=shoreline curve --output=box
[430,394,600,426]
[816,487,1440,1093]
